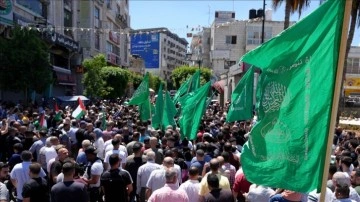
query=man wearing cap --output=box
[82,146,104,202]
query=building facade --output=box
[344,46,360,96]
[130,28,188,80]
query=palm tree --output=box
[272,0,311,29]
[345,0,360,62]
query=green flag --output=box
[226,66,254,122]
[162,91,177,129]
[173,78,191,104]
[152,83,163,129]
[179,82,211,140]
[129,73,150,105]
[139,98,151,121]
[188,69,200,93]
[240,0,345,193]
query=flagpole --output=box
[320,0,351,201]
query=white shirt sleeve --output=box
[91,161,104,176]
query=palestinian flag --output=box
[72,97,86,119]
[54,101,62,122]
[39,112,47,129]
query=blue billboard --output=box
[131,33,160,69]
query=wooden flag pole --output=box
[320,0,352,201]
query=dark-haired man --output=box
[22,163,49,202]
[10,151,46,202]
[101,154,133,202]
[351,168,360,195]
[179,166,200,202]
[204,174,233,202]
[0,162,9,202]
[51,161,88,202]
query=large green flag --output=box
[152,83,163,129]
[240,0,345,193]
[173,78,191,104]
[139,98,151,121]
[179,82,211,140]
[188,69,200,93]
[129,72,150,105]
[226,66,254,122]
[162,91,177,129]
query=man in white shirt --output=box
[104,138,126,170]
[103,134,128,159]
[10,151,46,202]
[81,146,104,202]
[146,157,176,200]
[179,166,200,202]
[137,151,161,202]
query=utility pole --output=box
[261,0,266,43]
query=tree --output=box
[100,66,131,99]
[149,73,165,92]
[129,71,143,89]
[171,66,211,89]
[0,27,52,99]
[272,0,311,29]
[82,54,107,98]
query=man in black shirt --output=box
[51,161,88,202]
[22,163,49,202]
[125,142,146,201]
[101,154,133,202]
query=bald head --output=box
[146,151,156,161]
[210,158,220,172]
[163,157,174,168]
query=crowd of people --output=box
[0,98,359,202]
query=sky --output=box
[130,0,360,46]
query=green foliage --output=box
[129,71,143,89]
[171,66,212,89]
[82,54,107,98]
[0,27,52,94]
[100,66,130,99]
[149,73,165,92]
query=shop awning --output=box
[57,95,89,102]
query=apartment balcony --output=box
[107,52,121,66]
[115,13,128,29]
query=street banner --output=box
[179,82,211,140]
[240,0,346,193]
[226,66,254,122]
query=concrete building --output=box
[130,28,188,81]
[78,0,130,68]
[344,46,360,96]
[189,27,211,68]
[0,0,82,100]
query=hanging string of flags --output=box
[3,18,263,36]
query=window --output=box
[226,35,237,44]
[64,9,72,37]
[95,33,100,50]
[224,61,236,69]
[16,0,42,16]
[347,58,360,74]
[247,26,272,45]
[106,42,113,53]
[94,6,100,19]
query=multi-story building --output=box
[130,28,188,80]
[78,0,130,68]
[344,46,360,97]
[0,0,82,98]
[189,27,211,68]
